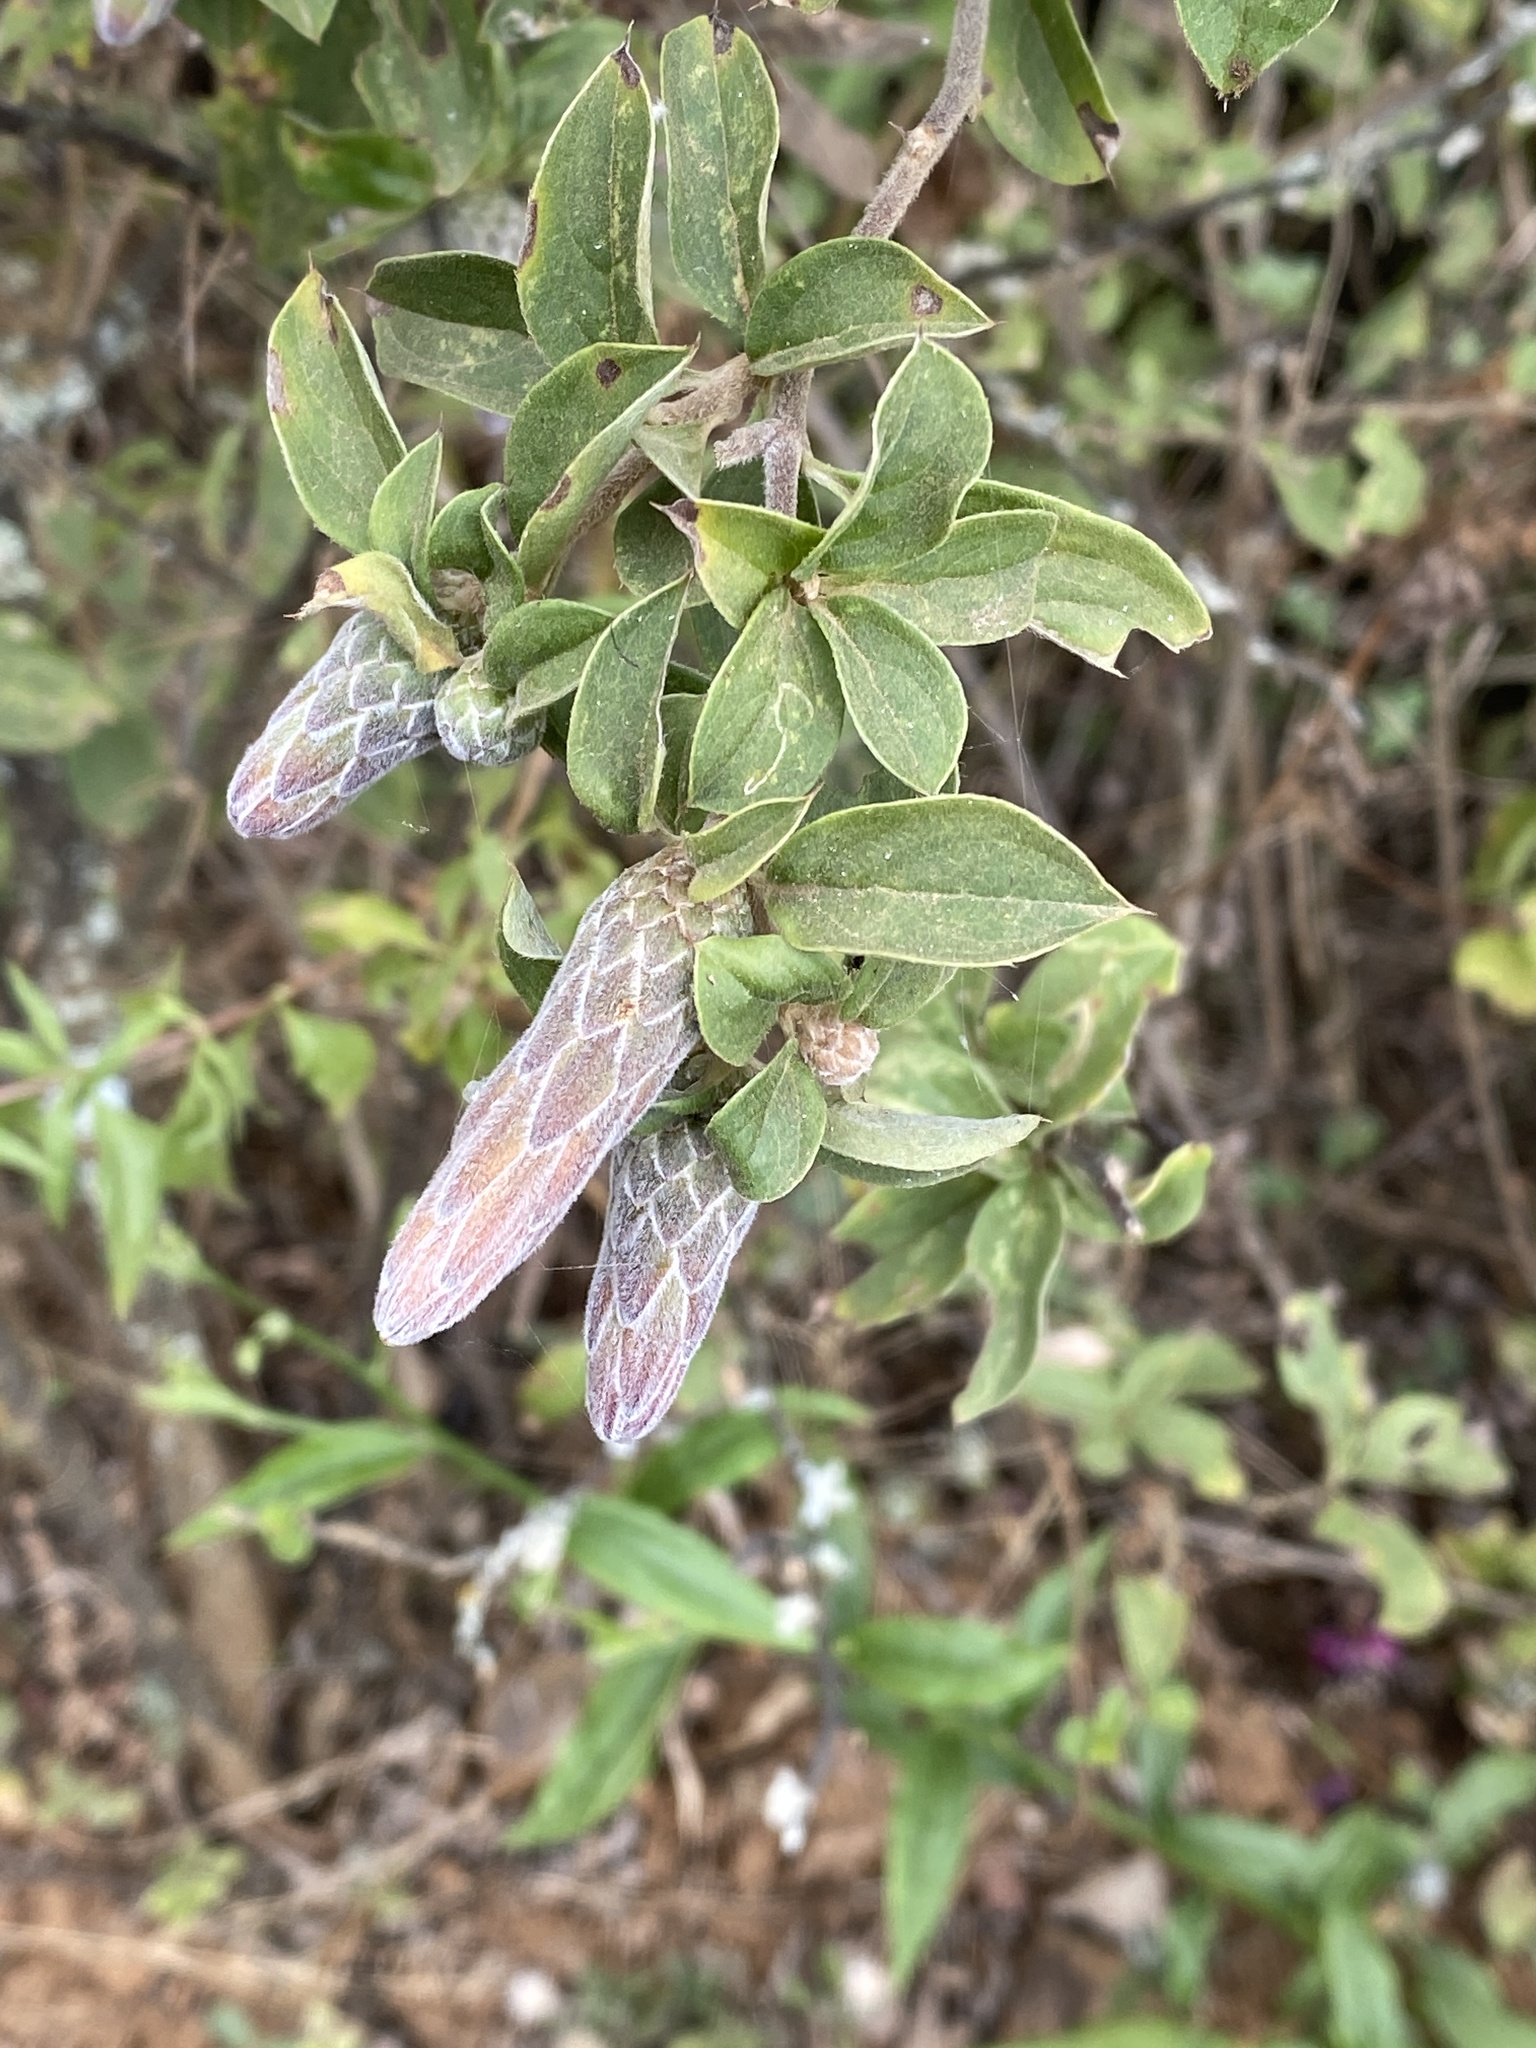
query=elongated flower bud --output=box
[585,1120,758,1445]
[375,849,751,1347]
[227,614,443,840]
[434,660,542,767]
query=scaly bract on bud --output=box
[585,1119,758,1445]
[227,614,444,840]
[375,849,751,1347]
[434,661,542,767]
[781,1001,880,1088]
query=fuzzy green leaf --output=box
[261,0,340,37]
[957,1172,1066,1420]
[497,870,564,1013]
[661,15,778,333]
[812,595,967,796]
[568,579,689,832]
[683,791,818,899]
[667,499,822,627]
[266,270,406,554]
[687,587,843,814]
[279,1008,376,1121]
[484,599,612,716]
[986,917,1182,1121]
[822,1100,1039,1183]
[763,795,1129,966]
[1175,0,1341,96]
[983,0,1120,185]
[368,253,545,416]
[835,511,1057,645]
[369,433,441,589]
[1318,1910,1412,2048]
[708,1042,827,1201]
[298,552,459,672]
[518,42,658,363]
[962,481,1211,668]
[1312,1497,1450,1639]
[505,345,690,588]
[744,241,990,377]
[841,958,955,1030]
[811,340,993,580]
[693,934,848,1064]
[835,1179,986,1325]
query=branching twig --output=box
[0,98,213,194]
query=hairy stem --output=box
[761,0,993,514]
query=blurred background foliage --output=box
[1,0,1536,2042]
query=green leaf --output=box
[281,119,437,214]
[822,1100,1039,1184]
[616,478,699,597]
[744,241,990,377]
[1174,0,1340,96]
[1132,1400,1248,1502]
[763,795,1129,966]
[353,0,493,195]
[93,1102,164,1318]
[567,579,689,833]
[266,270,406,555]
[887,1732,974,1985]
[835,1191,982,1325]
[683,792,819,900]
[1354,1393,1508,1497]
[986,917,1182,1121]
[1113,1574,1190,1693]
[693,934,848,1064]
[0,614,117,754]
[369,432,441,589]
[838,512,1057,646]
[707,1043,827,1201]
[1431,1752,1536,1868]
[298,552,459,672]
[168,1421,431,1552]
[1131,1141,1213,1243]
[839,1615,1066,1711]
[812,597,966,796]
[660,14,778,334]
[260,0,340,36]
[369,251,527,330]
[1350,412,1428,540]
[983,0,1120,185]
[497,869,564,1012]
[1312,1497,1450,1639]
[510,1640,693,1848]
[1277,1290,1374,1477]
[667,499,821,627]
[567,1494,805,1646]
[957,1173,1066,1421]
[842,958,955,1030]
[139,1339,306,1437]
[628,1410,781,1513]
[1260,443,1354,557]
[368,253,545,417]
[518,41,658,364]
[686,587,843,814]
[1154,1811,1323,1921]
[962,481,1211,668]
[303,890,437,958]
[1318,1910,1411,2048]
[811,340,993,581]
[504,345,690,588]
[279,1007,376,1121]
[1413,1941,1536,2048]
[484,599,613,716]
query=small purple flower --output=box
[1308,1626,1402,1679]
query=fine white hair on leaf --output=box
[585,1118,759,1445]
[375,851,751,1349]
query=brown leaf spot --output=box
[313,567,347,599]
[518,198,537,266]
[595,356,624,389]
[910,282,943,320]
[1225,51,1254,91]
[613,40,642,88]
[711,12,734,55]
[265,348,291,418]
[317,279,339,342]
[1076,102,1121,172]
[539,474,573,512]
